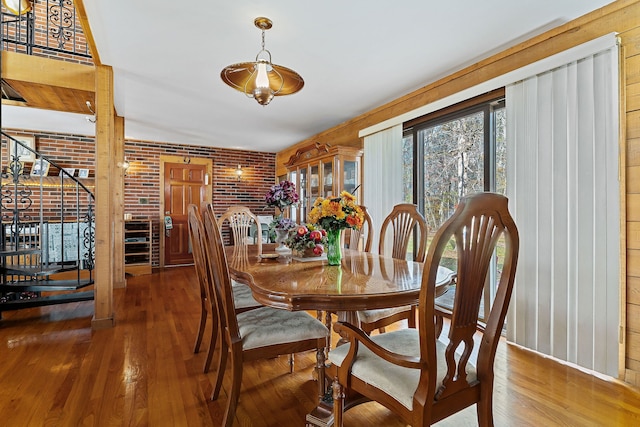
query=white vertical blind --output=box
[363,124,403,252]
[505,43,620,377]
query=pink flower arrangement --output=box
[285,224,327,255]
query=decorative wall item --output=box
[77,169,89,178]
[61,168,76,178]
[30,158,50,177]
[8,135,35,162]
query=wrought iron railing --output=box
[1,0,91,60]
[0,131,95,285]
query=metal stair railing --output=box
[1,0,91,59]
[0,131,95,315]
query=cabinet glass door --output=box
[323,161,333,197]
[289,170,298,223]
[343,160,358,195]
[299,167,308,223]
[310,164,320,202]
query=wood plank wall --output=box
[276,0,640,385]
[624,16,640,385]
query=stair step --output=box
[0,279,94,292]
[0,290,94,312]
[0,248,42,257]
[43,263,83,273]
[0,264,80,277]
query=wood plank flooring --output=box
[1,266,639,426]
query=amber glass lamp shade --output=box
[220,17,304,106]
[2,0,32,15]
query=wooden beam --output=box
[1,51,95,113]
[92,64,115,329]
[1,51,94,91]
[113,115,126,289]
[74,0,102,66]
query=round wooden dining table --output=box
[225,245,455,427]
[226,245,454,329]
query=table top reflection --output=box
[226,246,453,312]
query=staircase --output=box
[0,131,95,318]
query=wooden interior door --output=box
[163,162,207,266]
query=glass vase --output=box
[326,228,342,266]
[274,228,290,253]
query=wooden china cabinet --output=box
[283,142,363,224]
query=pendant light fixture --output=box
[220,17,304,106]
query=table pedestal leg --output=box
[306,310,360,426]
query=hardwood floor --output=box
[1,266,639,426]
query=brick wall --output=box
[124,138,277,265]
[2,129,277,267]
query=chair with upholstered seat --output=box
[328,192,519,427]
[215,204,303,371]
[190,205,263,374]
[357,203,428,334]
[197,205,329,427]
[210,205,264,313]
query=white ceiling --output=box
[1,0,614,153]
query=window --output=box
[404,97,505,230]
[404,93,506,315]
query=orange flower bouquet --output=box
[307,191,363,265]
[307,191,364,232]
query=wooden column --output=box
[92,64,115,328]
[113,115,126,289]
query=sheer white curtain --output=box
[506,42,620,377]
[363,124,403,252]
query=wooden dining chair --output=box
[344,205,374,252]
[211,205,265,311]
[357,203,428,334]
[189,205,217,362]
[214,204,302,372]
[206,205,261,306]
[199,204,329,427]
[328,192,519,427]
[217,205,263,255]
[189,205,262,375]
